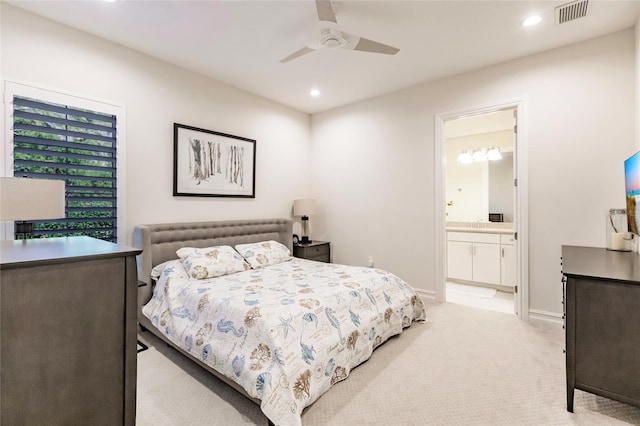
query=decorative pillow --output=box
[235,240,291,269]
[176,245,250,280]
[151,259,189,281]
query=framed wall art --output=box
[173,123,256,198]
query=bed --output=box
[134,218,425,425]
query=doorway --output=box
[434,102,528,320]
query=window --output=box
[4,82,125,242]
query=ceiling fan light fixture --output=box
[320,27,344,49]
[279,0,400,63]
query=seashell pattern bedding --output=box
[143,256,426,425]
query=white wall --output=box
[311,30,636,318]
[0,4,311,245]
[2,4,636,319]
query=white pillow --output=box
[177,245,250,280]
[151,259,177,280]
[234,240,291,269]
[151,259,189,281]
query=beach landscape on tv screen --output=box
[624,151,640,234]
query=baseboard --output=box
[447,279,514,294]
[415,289,563,327]
[416,288,436,301]
[528,308,563,328]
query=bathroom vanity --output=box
[446,223,516,288]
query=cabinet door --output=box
[501,244,517,287]
[447,241,473,281]
[472,242,501,285]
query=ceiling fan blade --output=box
[279,46,316,63]
[316,0,337,23]
[351,36,400,55]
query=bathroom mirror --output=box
[444,130,514,224]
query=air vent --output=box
[555,0,589,25]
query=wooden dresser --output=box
[0,236,141,425]
[561,245,640,412]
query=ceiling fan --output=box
[280,0,400,63]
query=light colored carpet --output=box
[447,282,497,298]
[136,301,640,425]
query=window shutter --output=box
[13,96,118,242]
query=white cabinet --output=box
[447,231,515,287]
[500,234,517,287]
[447,241,473,281]
[473,242,501,285]
[447,232,501,285]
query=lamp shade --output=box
[293,198,317,216]
[0,177,66,221]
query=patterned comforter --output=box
[142,258,426,425]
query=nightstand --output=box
[293,241,330,263]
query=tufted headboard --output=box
[133,218,292,309]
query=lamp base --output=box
[300,216,312,244]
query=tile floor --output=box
[446,281,515,314]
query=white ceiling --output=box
[7,0,639,114]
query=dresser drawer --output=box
[304,243,329,257]
[307,254,330,263]
[293,241,330,262]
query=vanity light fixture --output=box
[471,149,487,162]
[522,15,542,27]
[458,147,503,164]
[486,146,503,161]
[457,151,473,164]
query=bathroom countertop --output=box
[446,227,514,235]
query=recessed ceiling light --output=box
[310,89,320,97]
[522,15,542,27]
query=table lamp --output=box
[0,177,66,239]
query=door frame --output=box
[434,100,529,321]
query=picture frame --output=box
[173,123,256,198]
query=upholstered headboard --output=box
[133,218,293,307]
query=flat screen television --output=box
[624,150,640,235]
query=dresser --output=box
[0,236,141,425]
[293,241,330,262]
[561,245,640,412]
